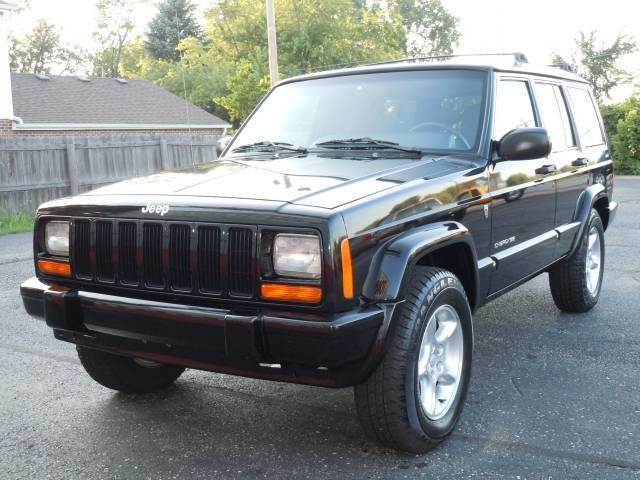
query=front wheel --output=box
[77,346,185,394]
[354,267,473,453]
[549,209,605,313]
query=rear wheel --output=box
[354,267,473,453]
[77,346,185,394]
[549,209,605,313]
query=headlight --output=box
[45,221,70,256]
[273,233,321,279]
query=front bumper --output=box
[21,277,387,387]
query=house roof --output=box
[10,73,231,130]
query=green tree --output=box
[145,0,202,61]
[10,19,86,75]
[10,19,59,74]
[214,58,270,124]
[121,37,234,121]
[572,31,636,102]
[384,0,460,56]
[92,0,135,77]
[206,0,404,75]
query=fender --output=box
[568,184,607,258]
[362,221,479,306]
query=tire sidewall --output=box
[403,275,473,439]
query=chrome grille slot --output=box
[228,228,254,297]
[143,223,164,288]
[170,224,192,291]
[95,221,114,282]
[118,222,138,285]
[73,220,91,278]
[197,225,221,294]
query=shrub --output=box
[600,103,626,158]
[612,101,640,175]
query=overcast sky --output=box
[8,0,640,100]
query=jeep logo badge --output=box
[141,204,170,216]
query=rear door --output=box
[488,77,557,295]
[533,81,587,254]
[564,86,609,251]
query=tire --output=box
[549,209,605,313]
[354,267,473,453]
[77,346,185,394]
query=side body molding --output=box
[568,183,606,258]
[362,221,478,305]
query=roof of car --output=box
[278,55,589,87]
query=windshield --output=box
[229,69,488,154]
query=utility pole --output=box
[265,0,279,86]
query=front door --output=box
[488,78,557,295]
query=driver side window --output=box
[494,80,536,140]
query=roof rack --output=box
[304,52,531,75]
[549,62,574,72]
[364,52,530,68]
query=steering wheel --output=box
[409,122,471,149]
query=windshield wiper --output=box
[315,137,422,155]
[231,140,308,154]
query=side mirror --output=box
[216,135,234,157]
[497,128,551,161]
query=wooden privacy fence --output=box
[0,133,220,215]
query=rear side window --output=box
[568,87,604,147]
[535,83,576,151]
[494,80,536,140]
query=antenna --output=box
[173,5,195,167]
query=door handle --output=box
[572,157,589,167]
[535,164,557,175]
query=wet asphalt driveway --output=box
[0,178,639,479]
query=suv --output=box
[21,54,617,454]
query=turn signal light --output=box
[340,238,354,300]
[261,283,323,303]
[37,259,72,278]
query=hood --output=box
[84,153,478,209]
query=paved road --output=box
[1,179,639,480]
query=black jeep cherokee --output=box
[21,55,617,453]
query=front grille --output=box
[71,219,255,298]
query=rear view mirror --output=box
[216,135,234,157]
[497,128,551,161]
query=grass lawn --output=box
[0,214,34,236]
